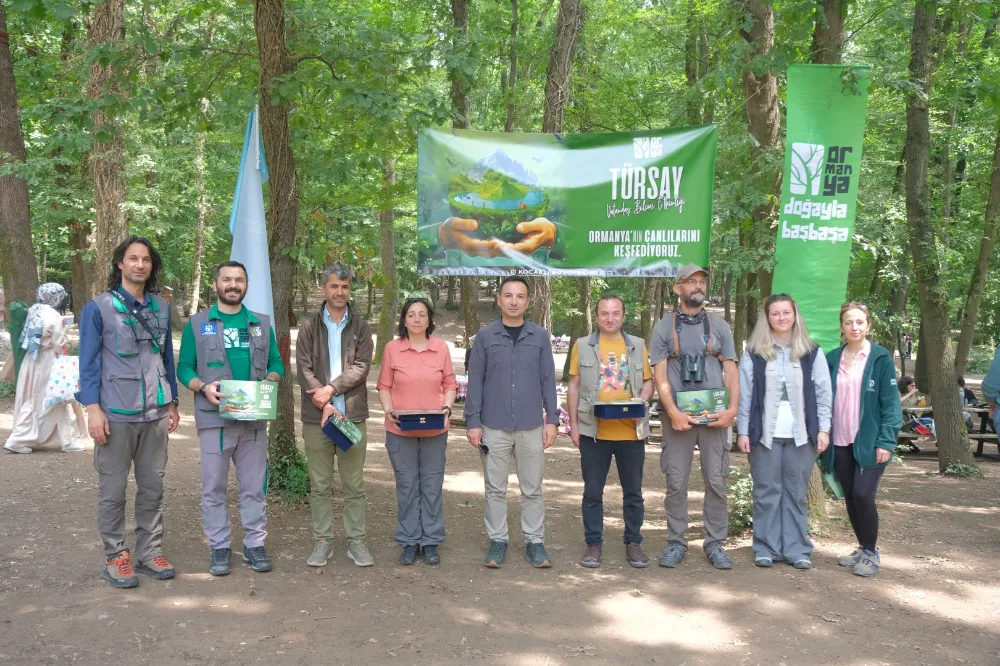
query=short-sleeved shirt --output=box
[376,336,458,437]
[569,335,652,441]
[649,311,737,404]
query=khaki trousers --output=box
[481,425,545,544]
[303,422,368,541]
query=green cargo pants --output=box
[302,422,368,541]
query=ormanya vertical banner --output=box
[417,126,718,277]
[771,64,871,351]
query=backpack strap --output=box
[670,310,724,362]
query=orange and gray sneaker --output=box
[102,550,139,588]
[135,555,176,580]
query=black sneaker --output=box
[242,546,273,573]
[525,542,552,568]
[399,545,419,565]
[706,545,734,570]
[422,545,440,565]
[209,548,232,576]
[484,540,508,568]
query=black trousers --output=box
[579,436,646,545]
[833,444,885,552]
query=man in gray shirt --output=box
[466,277,559,569]
[650,265,739,570]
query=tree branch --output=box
[296,55,343,81]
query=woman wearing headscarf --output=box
[4,283,87,454]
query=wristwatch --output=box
[171,397,180,407]
[443,406,453,416]
[198,383,208,398]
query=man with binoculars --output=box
[650,265,739,570]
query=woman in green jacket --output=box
[821,302,902,578]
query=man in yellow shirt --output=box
[567,294,653,568]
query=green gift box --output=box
[675,388,729,425]
[218,381,278,421]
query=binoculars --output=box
[681,354,707,383]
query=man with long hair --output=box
[77,236,180,588]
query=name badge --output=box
[201,323,217,336]
[250,325,263,337]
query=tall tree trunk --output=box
[734,270,749,359]
[541,0,583,134]
[639,278,656,344]
[903,0,975,472]
[955,124,1000,374]
[505,0,518,132]
[529,277,552,331]
[684,0,700,126]
[255,0,301,469]
[87,0,127,293]
[449,0,480,342]
[652,279,664,328]
[810,0,844,64]
[723,271,732,323]
[374,157,398,366]
[188,98,210,317]
[0,4,40,311]
[700,32,714,124]
[535,0,583,332]
[445,276,457,308]
[741,0,782,300]
[562,277,591,380]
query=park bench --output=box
[898,405,998,456]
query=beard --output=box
[682,291,705,308]
[218,289,245,306]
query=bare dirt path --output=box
[1,304,998,665]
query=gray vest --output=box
[94,290,173,423]
[189,307,271,430]
[575,331,650,440]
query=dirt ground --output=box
[1,303,999,666]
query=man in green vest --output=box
[177,261,284,576]
[77,236,180,589]
[567,293,653,569]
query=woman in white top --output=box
[736,294,832,569]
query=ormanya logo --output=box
[783,142,856,243]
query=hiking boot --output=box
[839,547,865,568]
[209,548,232,576]
[422,545,440,565]
[102,550,138,589]
[792,558,813,570]
[658,544,687,568]
[484,540,508,568]
[307,540,334,567]
[706,545,734,570]
[625,543,649,568]
[135,555,175,580]
[853,549,880,577]
[754,555,774,568]
[399,545,419,565]
[580,544,602,568]
[242,546,272,573]
[525,542,552,568]
[347,539,375,567]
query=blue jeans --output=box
[579,436,646,545]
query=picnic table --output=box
[899,406,998,456]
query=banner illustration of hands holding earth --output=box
[417,125,718,277]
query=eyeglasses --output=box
[681,278,708,286]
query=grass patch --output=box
[0,380,15,398]
[727,468,753,534]
[943,462,982,478]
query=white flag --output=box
[228,107,275,330]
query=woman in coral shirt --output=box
[377,298,457,566]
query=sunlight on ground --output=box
[888,581,1000,630]
[594,589,738,649]
[154,594,271,614]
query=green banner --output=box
[417,126,718,276]
[771,64,871,351]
